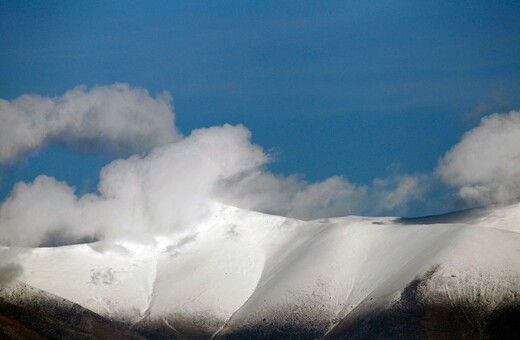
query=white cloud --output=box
[0,83,180,163]
[437,110,520,205]
[369,175,425,213]
[0,125,268,246]
[215,171,423,220]
[0,84,424,247]
[215,172,367,219]
[0,122,422,247]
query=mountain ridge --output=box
[1,202,520,338]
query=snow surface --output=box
[2,201,520,334]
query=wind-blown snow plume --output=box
[0,84,180,163]
[0,84,422,247]
[438,111,520,205]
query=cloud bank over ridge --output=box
[0,84,518,247]
[0,84,424,247]
[0,122,421,247]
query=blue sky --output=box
[1,1,519,216]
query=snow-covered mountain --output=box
[1,202,520,339]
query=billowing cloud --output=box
[437,110,520,205]
[0,83,180,163]
[0,122,422,247]
[0,125,265,246]
[0,84,424,247]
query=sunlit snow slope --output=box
[2,202,520,338]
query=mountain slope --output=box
[0,281,145,339]
[1,202,520,338]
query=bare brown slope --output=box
[0,282,145,340]
[0,299,97,339]
[325,266,520,340]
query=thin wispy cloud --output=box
[464,89,513,121]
